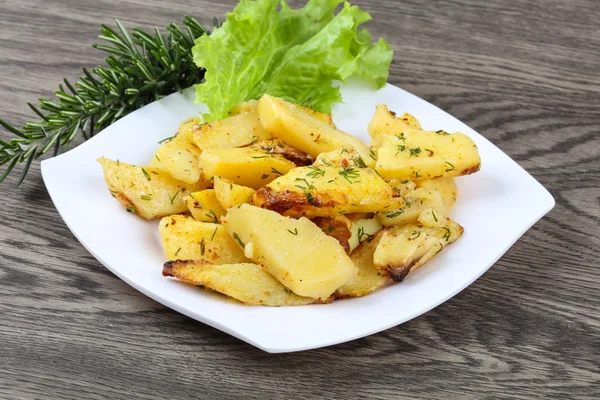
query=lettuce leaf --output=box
[193,0,393,122]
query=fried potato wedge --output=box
[375,130,481,181]
[233,99,336,127]
[200,147,296,189]
[185,189,226,223]
[417,177,458,209]
[148,135,203,184]
[98,157,206,220]
[214,176,256,209]
[368,105,421,148]
[253,166,403,218]
[377,188,448,227]
[163,261,318,306]
[374,219,464,282]
[193,111,272,150]
[258,95,373,166]
[223,204,356,300]
[159,215,249,263]
[336,231,389,298]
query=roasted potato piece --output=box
[374,219,464,282]
[336,231,389,298]
[313,148,370,169]
[235,98,336,127]
[214,177,256,209]
[199,147,296,189]
[230,100,259,115]
[315,214,383,253]
[378,188,448,227]
[258,95,373,167]
[417,177,457,209]
[253,166,403,218]
[193,111,272,150]
[163,261,318,306]
[148,135,203,184]
[368,105,421,148]
[375,130,481,181]
[174,117,201,144]
[98,158,206,220]
[387,179,417,197]
[249,139,313,167]
[159,215,250,263]
[223,204,356,300]
[185,189,226,223]
[348,216,383,252]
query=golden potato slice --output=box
[387,179,417,197]
[336,231,389,298]
[230,100,259,115]
[233,99,336,127]
[213,176,256,209]
[163,261,318,306]
[377,188,448,227]
[98,158,206,220]
[258,95,373,166]
[174,117,201,144]
[185,189,226,223]
[374,219,464,282]
[223,204,356,300]
[159,215,249,263]
[375,130,481,181]
[368,105,421,148]
[313,148,369,169]
[253,166,403,218]
[148,135,203,184]
[417,177,458,209]
[193,111,272,150]
[199,147,296,189]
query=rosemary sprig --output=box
[0,16,214,185]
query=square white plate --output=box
[41,81,554,353]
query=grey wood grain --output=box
[0,0,599,399]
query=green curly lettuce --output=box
[192,0,393,122]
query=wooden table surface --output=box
[1,0,599,398]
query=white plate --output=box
[41,81,554,353]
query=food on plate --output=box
[159,215,249,263]
[199,146,296,189]
[336,231,389,298]
[213,176,256,209]
[374,219,464,282]
[97,157,207,220]
[162,261,319,306]
[185,189,226,223]
[257,95,374,166]
[253,165,403,218]
[99,94,482,305]
[223,204,357,300]
[375,129,481,181]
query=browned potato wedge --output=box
[336,231,389,298]
[223,204,356,300]
[258,95,373,166]
[375,130,481,181]
[253,165,403,218]
[148,135,203,184]
[159,215,249,263]
[98,157,206,220]
[374,219,464,282]
[163,260,319,306]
